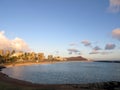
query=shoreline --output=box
[4,61,58,67]
[4,60,91,67]
[4,59,120,68]
[3,59,120,68]
[0,61,120,90]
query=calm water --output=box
[2,61,120,84]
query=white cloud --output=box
[0,31,31,52]
[11,37,30,51]
[0,31,11,50]
[108,0,120,13]
[112,28,120,40]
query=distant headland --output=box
[66,56,88,61]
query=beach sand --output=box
[0,63,120,90]
[5,61,57,67]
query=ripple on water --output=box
[2,62,120,84]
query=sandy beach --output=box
[4,61,58,67]
[5,60,91,67]
[0,63,120,90]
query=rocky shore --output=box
[0,65,5,71]
[0,65,120,90]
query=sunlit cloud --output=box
[105,43,116,50]
[0,31,11,49]
[11,37,31,51]
[0,31,31,52]
[112,28,120,41]
[108,0,120,13]
[81,40,91,46]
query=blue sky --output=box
[0,0,120,60]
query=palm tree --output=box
[24,52,28,60]
[0,49,4,56]
[38,53,44,61]
[31,52,36,61]
[4,50,10,62]
[11,50,15,55]
[0,55,5,64]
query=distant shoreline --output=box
[94,60,120,63]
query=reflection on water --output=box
[2,61,120,84]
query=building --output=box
[30,52,36,60]
[5,50,11,57]
[10,52,23,57]
[48,55,53,60]
[38,53,45,61]
[0,49,4,56]
[54,56,64,61]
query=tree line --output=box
[0,50,45,64]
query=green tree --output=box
[0,55,5,64]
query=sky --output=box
[0,0,120,60]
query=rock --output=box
[0,65,6,71]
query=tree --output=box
[4,50,10,62]
[0,55,5,64]
[9,56,17,63]
[11,50,15,55]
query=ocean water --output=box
[2,61,120,84]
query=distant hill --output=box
[66,56,88,61]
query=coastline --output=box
[4,60,91,67]
[0,61,120,90]
[4,61,58,67]
[4,60,120,68]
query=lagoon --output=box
[2,61,120,84]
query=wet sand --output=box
[0,64,120,90]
